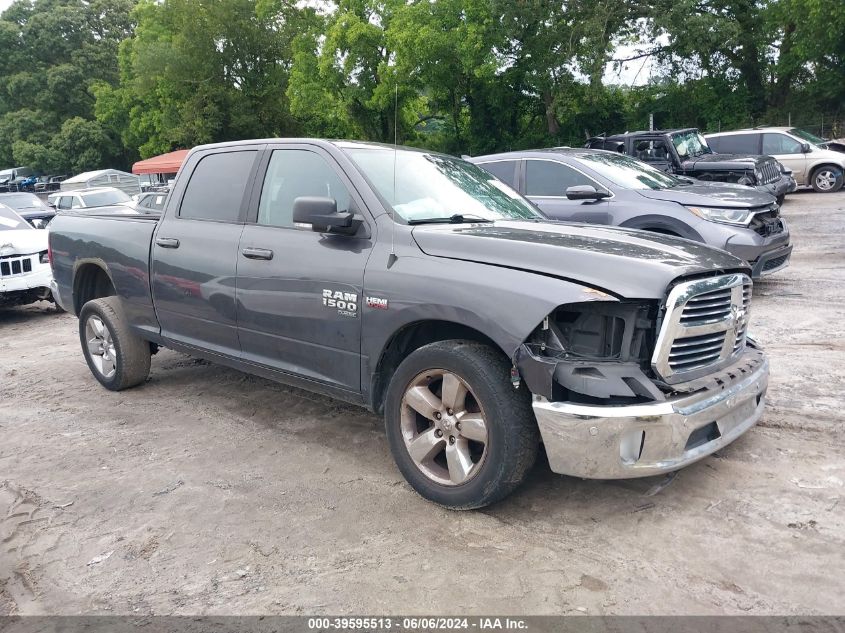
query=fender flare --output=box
[618,215,703,243]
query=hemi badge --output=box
[366,296,389,310]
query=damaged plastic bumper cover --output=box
[532,348,769,479]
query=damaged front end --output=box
[520,277,769,480]
[515,300,664,404]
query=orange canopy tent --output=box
[131,149,189,175]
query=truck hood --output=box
[683,153,769,168]
[412,221,746,299]
[0,229,48,256]
[636,181,775,208]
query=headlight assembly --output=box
[686,205,753,226]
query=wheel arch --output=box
[618,214,702,241]
[72,262,116,316]
[809,163,845,192]
[369,319,504,414]
[810,162,844,177]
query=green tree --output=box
[98,0,307,160]
[0,0,134,172]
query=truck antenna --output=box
[388,83,398,268]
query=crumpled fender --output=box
[361,244,619,400]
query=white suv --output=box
[705,127,845,193]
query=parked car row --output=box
[584,128,795,202]
[705,127,845,193]
[0,169,66,193]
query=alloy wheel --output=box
[85,315,116,379]
[815,169,838,191]
[400,369,489,486]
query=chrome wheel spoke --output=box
[90,317,106,337]
[441,372,467,412]
[85,315,116,379]
[404,385,442,421]
[407,428,445,464]
[446,439,474,484]
[457,413,487,443]
[87,337,102,356]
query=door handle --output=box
[155,237,180,249]
[241,247,274,261]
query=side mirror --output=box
[293,196,360,236]
[565,185,610,201]
[801,142,811,153]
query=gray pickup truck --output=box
[49,139,770,509]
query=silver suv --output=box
[705,127,845,193]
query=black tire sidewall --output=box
[78,299,131,390]
[384,341,536,509]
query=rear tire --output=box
[810,166,844,193]
[384,340,539,510]
[79,296,151,391]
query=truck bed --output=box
[49,212,161,337]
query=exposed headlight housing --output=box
[39,250,49,264]
[686,205,753,226]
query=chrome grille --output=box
[652,274,752,383]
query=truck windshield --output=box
[573,152,683,190]
[788,128,826,146]
[81,190,131,207]
[343,147,541,223]
[671,131,712,158]
[0,205,29,230]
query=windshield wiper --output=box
[408,214,495,225]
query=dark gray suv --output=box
[470,149,792,278]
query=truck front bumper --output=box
[532,356,769,479]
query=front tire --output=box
[79,296,151,391]
[384,340,539,510]
[811,166,844,193]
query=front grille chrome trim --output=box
[652,273,752,384]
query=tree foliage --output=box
[0,0,134,174]
[0,0,842,175]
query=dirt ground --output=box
[1,191,843,616]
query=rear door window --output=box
[477,160,518,188]
[711,134,759,154]
[525,160,595,196]
[179,151,257,222]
